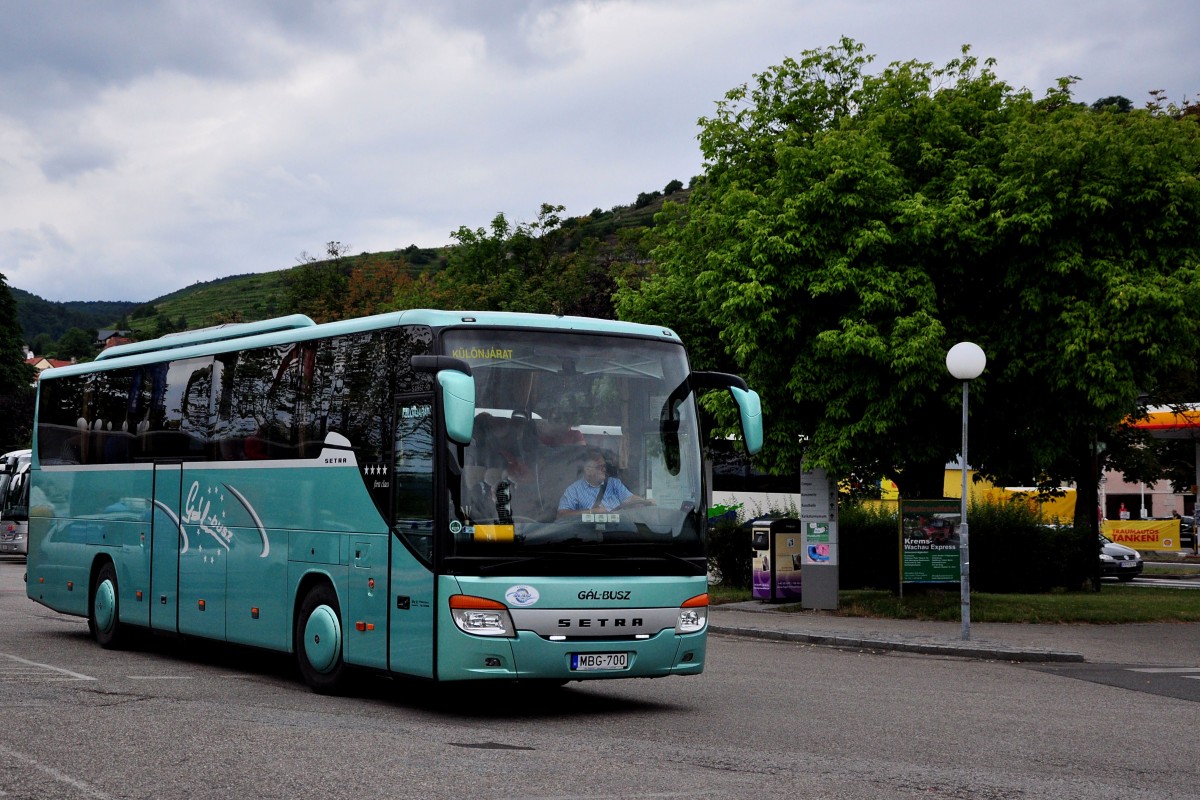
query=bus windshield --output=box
[443,329,703,563]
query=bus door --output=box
[175,467,227,640]
[387,398,436,679]
[150,463,182,632]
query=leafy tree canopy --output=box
[430,202,648,319]
[52,327,100,361]
[0,273,35,393]
[617,38,1200,516]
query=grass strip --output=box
[710,584,1200,624]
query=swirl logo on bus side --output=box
[155,481,270,558]
[505,585,540,606]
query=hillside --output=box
[134,270,295,332]
[13,185,690,344]
[13,289,140,342]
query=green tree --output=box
[974,81,1200,531]
[440,203,568,312]
[1091,95,1132,112]
[618,38,1200,525]
[285,241,352,322]
[0,272,34,395]
[30,333,54,356]
[52,327,99,361]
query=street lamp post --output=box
[946,342,986,642]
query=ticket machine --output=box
[750,517,803,602]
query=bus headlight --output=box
[675,593,708,634]
[449,595,515,637]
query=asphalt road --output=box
[2,556,1198,799]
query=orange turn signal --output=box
[449,594,507,610]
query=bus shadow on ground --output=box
[49,626,676,717]
[375,676,676,719]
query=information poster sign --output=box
[799,466,838,565]
[803,521,836,564]
[799,464,839,609]
[1101,519,1180,551]
[900,499,961,584]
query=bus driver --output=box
[557,449,652,518]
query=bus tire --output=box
[89,562,125,649]
[296,583,346,694]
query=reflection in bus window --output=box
[395,401,434,562]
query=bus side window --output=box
[394,400,434,562]
[138,358,212,460]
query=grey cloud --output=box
[2,1,1198,303]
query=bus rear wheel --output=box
[89,562,125,649]
[296,583,346,694]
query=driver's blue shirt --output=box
[558,477,633,512]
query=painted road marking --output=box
[0,652,95,681]
[0,743,114,799]
[1127,667,1200,682]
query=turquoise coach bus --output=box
[26,310,762,692]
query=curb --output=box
[709,624,1086,663]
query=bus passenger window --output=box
[394,401,433,562]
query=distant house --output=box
[97,329,133,350]
[26,355,73,384]
[100,335,133,351]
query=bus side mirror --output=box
[686,371,764,456]
[731,386,763,455]
[438,371,476,445]
[411,356,476,446]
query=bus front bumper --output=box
[437,627,707,682]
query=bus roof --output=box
[41,310,681,379]
[2,449,30,471]
[94,314,317,361]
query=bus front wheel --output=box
[89,562,125,649]
[296,583,346,694]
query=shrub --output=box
[743,498,1095,594]
[838,502,900,590]
[966,500,1092,592]
[706,500,803,588]
[707,518,751,588]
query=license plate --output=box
[570,652,629,671]
[1120,561,1138,568]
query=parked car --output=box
[1181,516,1195,552]
[1100,534,1143,581]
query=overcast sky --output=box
[2,1,1197,303]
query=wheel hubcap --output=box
[94,579,116,634]
[304,605,341,673]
